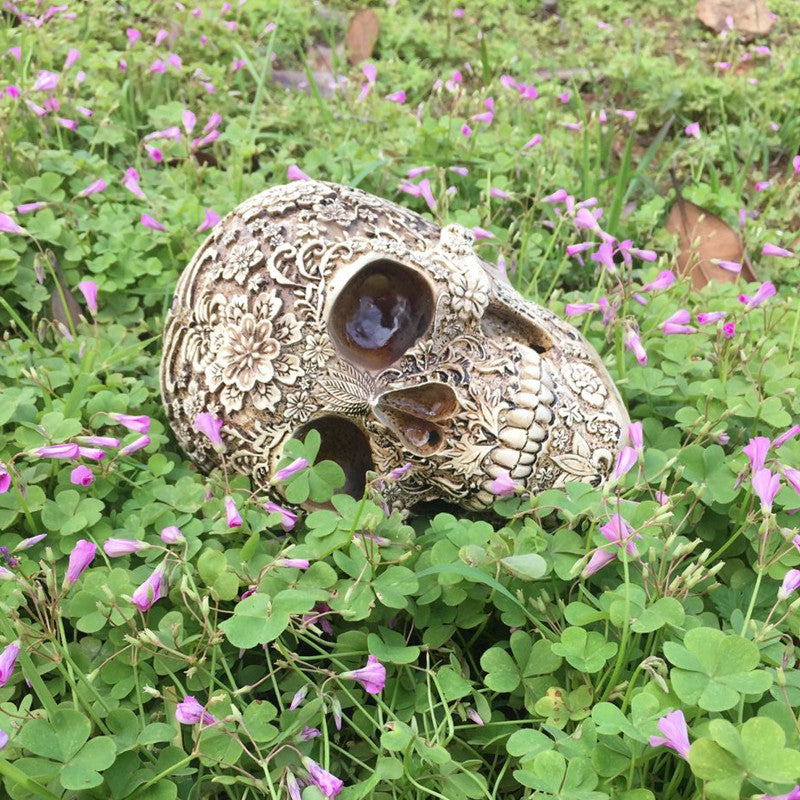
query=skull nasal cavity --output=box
[330,260,434,370]
[293,416,374,499]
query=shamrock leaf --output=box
[664,628,772,711]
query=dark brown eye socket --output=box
[329,260,434,370]
[293,416,374,499]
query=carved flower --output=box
[220,240,264,284]
[314,195,359,225]
[558,401,585,427]
[448,269,490,322]
[302,332,335,369]
[205,291,302,413]
[563,363,608,407]
[284,390,317,421]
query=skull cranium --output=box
[161,181,629,510]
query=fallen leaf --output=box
[665,198,756,289]
[346,8,380,66]
[696,0,774,41]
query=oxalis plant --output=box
[1,0,800,799]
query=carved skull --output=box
[161,181,629,510]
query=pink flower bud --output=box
[490,471,516,497]
[272,458,309,483]
[70,465,94,486]
[287,164,310,181]
[119,436,151,456]
[175,696,216,725]
[225,496,242,528]
[131,566,167,611]
[64,539,96,586]
[160,525,184,544]
[103,538,148,557]
[77,280,99,314]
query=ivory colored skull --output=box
[161,181,629,510]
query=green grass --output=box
[1,1,799,799]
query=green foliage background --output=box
[1,1,799,799]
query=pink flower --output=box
[0,463,10,494]
[616,109,636,123]
[389,463,412,480]
[722,322,735,339]
[7,46,21,61]
[78,447,105,461]
[175,696,216,726]
[696,311,726,324]
[743,437,770,472]
[581,549,616,577]
[122,168,145,199]
[340,654,386,694]
[684,122,701,138]
[752,468,780,513]
[739,281,777,309]
[14,534,47,551]
[0,643,20,687]
[64,539,96,586]
[194,412,224,450]
[64,48,81,69]
[590,241,616,272]
[289,686,308,710]
[276,558,309,570]
[649,710,690,759]
[150,59,166,74]
[197,208,220,232]
[225,496,242,528]
[491,471,516,497]
[416,179,436,212]
[794,155,800,178]
[782,466,800,496]
[77,280,99,314]
[565,300,604,316]
[70,465,94,486]
[386,90,406,104]
[662,309,695,335]
[126,27,141,44]
[641,270,676,292]
[182,109,196,135]
[761,243,793,258]
[35,443,79,459]
[273,457,309,483]
[600,513,639,555]
[287,164,310,181]
[773,425,800,449]
[461,123,472,137]
[613,447,638,479]
[755,180,771,192]
[523,134,542,149]
[264,502,298,532]
[453,7,465,17]
[0,213,26,235]
[160,526,184,544]
[5,85,21,99]
[16,202,46,214]
[131,566,167,611]
[778,570,800,601]
[472,226,493,240]
[57,117,77,131]
[32,70,59,92]
[624,328,647,365]
[103,538,148,557]
[562,122,581,131]
[109,413,150,434]
[119,436,150,456]
[76,179,107,199]
[145,145,163,163]
[140,213,167,232]
[155,28,169,45]
[302,757,344,798]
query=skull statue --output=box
[160,181,629,511]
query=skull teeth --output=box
[483,348,556,495]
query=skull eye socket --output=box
[293,416,374,499]
[330,259,434,370]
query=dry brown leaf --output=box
[346,9,380,65]
[666,199,757,289]
[696,0,774,40]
